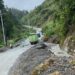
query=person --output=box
[9,43,13,48]
[37,33,41,37]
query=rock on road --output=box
[0,45,33,75]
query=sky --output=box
[3,0,45,11]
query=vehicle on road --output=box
[28,33,38,44]
[28,29,44,44]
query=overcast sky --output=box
[3,0,45,11]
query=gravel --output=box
[8,44,75,75]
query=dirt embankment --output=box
[8,44,75,75]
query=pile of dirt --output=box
[8,44,75,75]
[63,36,75,55]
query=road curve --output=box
[0,45,33,75]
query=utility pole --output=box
[28,18,30,34]
[0,10,6,46]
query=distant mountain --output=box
[6,8,28,24]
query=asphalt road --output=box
[0,44,33,75]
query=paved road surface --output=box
[0,45,33,75]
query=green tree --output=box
[0,0,4,10]
[0,0,5,45]
[21,0,75,43]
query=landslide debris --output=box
[8,44,75,75]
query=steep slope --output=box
[21,0,75,44]
[21,0,54,26]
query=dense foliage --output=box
[0,0,5,45]
[21,0,75,43]
[0,0,28,46]
[0,0,75,46]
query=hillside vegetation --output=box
[21,0,75,44]
[0,0,28,46]
[1,0,75,47]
